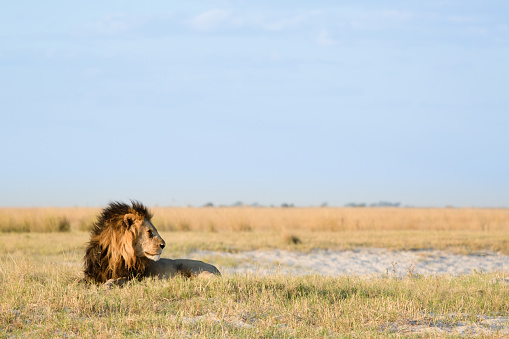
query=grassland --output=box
[1,206,509,254]
[1,207,509,337]
[1,249,508,338]
[2,206,509,233]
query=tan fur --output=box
[94,219,141,275]
[84,201,162,283]
[84,201,220,286]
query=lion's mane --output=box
[84,201,153,283]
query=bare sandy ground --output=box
[190,248,509,277]
[187,248,509,336]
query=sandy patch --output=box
[184,249,509,337]
[185,249,509,336]
[189,248,509,277]
[383,314,509,336]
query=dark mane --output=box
[83,200,153,283]
[92,200,153,234]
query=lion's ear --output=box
[123,213,137,229]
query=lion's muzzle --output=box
[145,240,165,261]
[145,252,162,261]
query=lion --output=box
[84,201,220,287]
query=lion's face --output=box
[133,219,166,261]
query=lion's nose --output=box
[160,243,165,249]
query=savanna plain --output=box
[1,207,509,338]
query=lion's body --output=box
[147,258,220,279]
[84,201,220,285]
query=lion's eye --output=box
[148,229,154,238]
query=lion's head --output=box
[84,201,166,283]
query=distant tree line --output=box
[201,201,402,208]
[345,201,401,208]
[202,201,295,208]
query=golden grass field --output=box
[1,206,509,254]
[2,206,508,232]
[2,257,508,338]
[1,207,509,337]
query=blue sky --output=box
[1,1,508,207]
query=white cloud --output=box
[77,13,148,37]
[187,10,317,34]
[317,29,337,46]
[378,10,412,20]
[262,15,307,32]
[189,9,232,31]
[351,10,413,30]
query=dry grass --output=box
[1,206,508,233]
[162,230,509,255]
[2,206,509,255]
[0,207,93,233]
[1,253,508,338]
[1,228,509,263]
[151,207,509,232]
[1,210,508,338]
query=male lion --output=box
[84,201,220,286]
